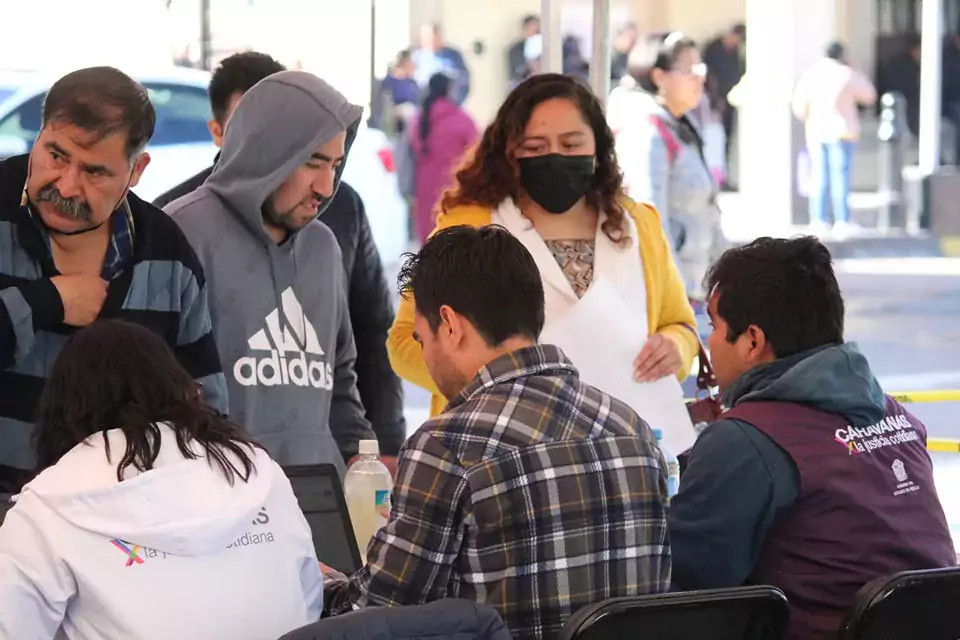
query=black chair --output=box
[836,566,960,639]
[559,586,790,640]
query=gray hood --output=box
[164,71,373,470]
[204,70,363,245]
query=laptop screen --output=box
[283,465,362,575]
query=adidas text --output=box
[234,350,334,389]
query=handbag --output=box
[686,339,724,429]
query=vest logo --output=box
[834,413,919,456]
[111,539,144,567]
[233,287,333,389]
[892,459,908,483]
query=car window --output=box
[144,83,212,146]
[0,93,45,150]
[0,82,213,151]
[0,88,16,105]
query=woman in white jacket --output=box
[0,320,324,640]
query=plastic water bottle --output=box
[344,440,394,553]
[652,429,680,502]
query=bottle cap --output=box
[652,429,663,441]
[358,439,380,456]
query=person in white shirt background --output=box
[0,320,323,640]
[792,41,877,238]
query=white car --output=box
[0,67,410,266]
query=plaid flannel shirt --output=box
[339,345,671,640]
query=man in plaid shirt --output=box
[332,225,671,639]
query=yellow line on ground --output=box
[890,390,960,404]
[928,439,960,453]
[941,235,960,257]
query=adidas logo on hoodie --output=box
[233,288,333,389]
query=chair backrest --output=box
[559,586,790,640]
[282,465,362,575]
[277,598,512,640]
[837,566,960,640]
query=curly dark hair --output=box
[441,73,628,244]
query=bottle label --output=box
[375,489,392,521]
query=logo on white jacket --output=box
[233,287,333,389]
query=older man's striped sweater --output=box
[0,154,227,490]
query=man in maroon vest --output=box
[669,236,955,639]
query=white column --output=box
[919,0,943,175]
[738,0,836,233]
[541,0,564,74]
[589,0,611,102]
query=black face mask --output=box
[517,153,595,214]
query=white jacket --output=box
[0,424,324,640]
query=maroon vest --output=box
[724,397,955,640]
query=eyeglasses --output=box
[673,62,708,78]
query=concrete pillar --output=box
[738,0,836,233]
[919,0,944,175]
[541,0,564,74]
[836,0,876,83]
[589,0,612,102]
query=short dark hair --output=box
[42,66,156,158]
[398,225,545,346]
[903,33,922,51]
[209,51,286,123]
[705,236,845,359]
[36,320,261,484]
[522,14,539,27]
[826,41,847,61]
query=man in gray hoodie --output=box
[164,71,375,471]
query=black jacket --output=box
[278,599,512,640]
[155,164,406,456]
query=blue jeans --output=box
[808,140,853,225]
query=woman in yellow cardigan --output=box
[388,73,698,423]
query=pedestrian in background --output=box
[407,73,478,244]
[792,41,876,238]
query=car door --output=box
[133,82,218,201]
[0,91,44,159]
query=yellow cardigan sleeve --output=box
[625,201,699,380]
[386,205,492,397]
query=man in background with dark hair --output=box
[507,14,540,86]
[330,225,670,639]
[0,66,226,492]
[413,24,470,105]
[702,22,745,180]
[669,236,954,639]
[156,52,405,468]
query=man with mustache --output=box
[164,71,376,472]
[0,67,227,492]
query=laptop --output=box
[283,464,362,575]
